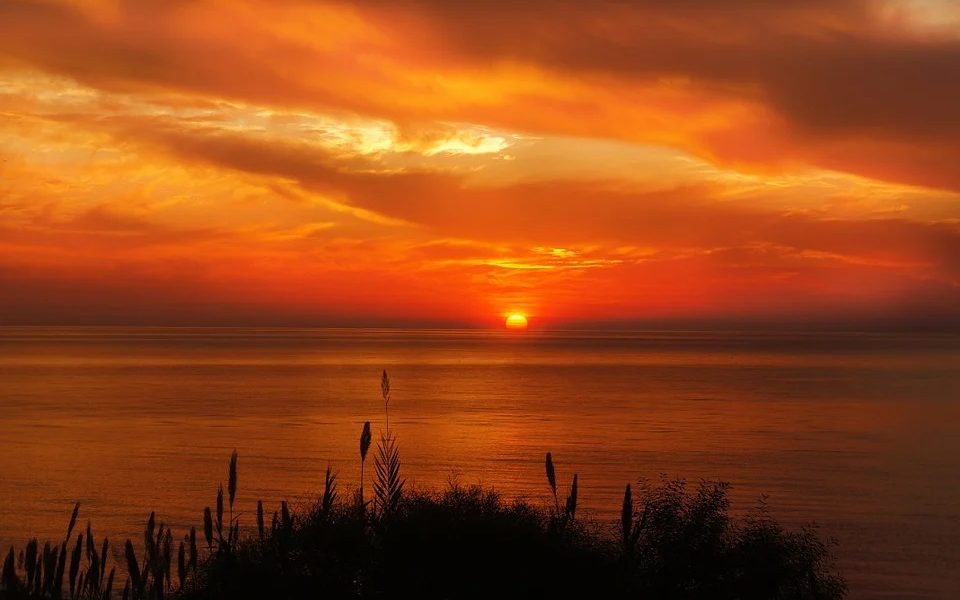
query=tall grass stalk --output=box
[374,370,404,519]
[380,370,390,431]
[544,452,559,516]
[564,473,578,523]
[228,450,238,547]
[359,421,372,509]
[322,466,338,517]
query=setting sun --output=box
[505,313,528,330]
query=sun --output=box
[505,313,528,330]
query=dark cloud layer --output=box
[2,0,959,189]
[105,117,960,287]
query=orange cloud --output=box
[1,1,959,327]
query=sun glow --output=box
[505,313,528,330]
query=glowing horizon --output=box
[2,1,960,329]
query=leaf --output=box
[65,503,80,544]
[216,485,224,538]
[1,547,17,591]
[189,526,197,571]
[123,540,140,597]
[203,507,213,549]
[104,567,115,600]
[68,534,82,597]
[177,541,186,589]
[565,474,578,521]
[545,452,557,495]
[621,484,633,549]
[373,431,405,518]
[228,450,238,509]
[322,466,338,516]
[360,421,372,462]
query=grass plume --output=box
[545,452,558,515]
[359,421,372,508]
[227,452,238,511]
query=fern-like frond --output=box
[322,465,338,516]
[373,431,404,518]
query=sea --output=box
[1,327,958,598]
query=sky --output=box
[1,0,959,328]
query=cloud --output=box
[2,0,960,190]
[32,109,956,301]
[2,0,960,325]
[115,119,960,277]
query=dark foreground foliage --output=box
[1,373,845,599]
[1,480,844,600]
[179,480,844,600]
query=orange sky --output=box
[2,0,959,328]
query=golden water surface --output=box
[1,328,958,598]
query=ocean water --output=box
[1,327,958,598]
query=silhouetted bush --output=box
[171,478,843,600]
[620,478,845,599]
[0,471,846,600]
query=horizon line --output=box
[2,322,959,335]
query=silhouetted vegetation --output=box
[1,371,846,599]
